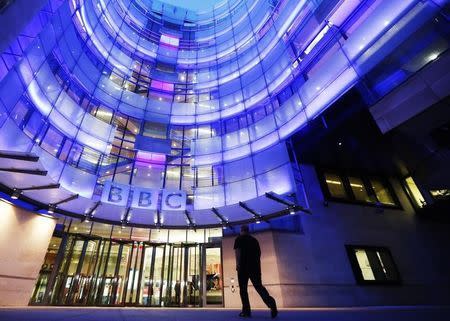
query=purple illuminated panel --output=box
[160,34,179,48]
[151,80,174,92]
[136,151,166,164]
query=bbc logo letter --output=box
[101,181,186,211]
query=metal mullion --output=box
[159,245,167,307]
[110,243,124,305]
[130,242,142,304]
[200,244,206,307]
[86,238,105,305]
[67,238,89,305]
[135,243,146,305]
[194,245,198,307]
[148,245,156,306]
[55,235,77,305]
[96,240,113,305]
[121,241,134,304]
[166,245,174,305]
[43,234,68,304]
[122,242,135,305]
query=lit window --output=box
[430,189,450,201]
[348,177,374,203]
[404,176,426,207]
[346,245,400,284]
[160,34,179,47]
[324,173,347,198]
[370,179,395,205]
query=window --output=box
[348,177,373,203]
[370,179,395,205]
[346,245,400,285]
[430,189,450,201]
[320,170,399,207]
[324,173,347,198]
[404,176,426,208]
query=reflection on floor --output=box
[0,306,449,321]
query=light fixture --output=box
[255,219,261,224]
[11,189,21,200]
[289,207,296,215]
[47,204,56,214]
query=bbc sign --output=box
[101,181,186,211]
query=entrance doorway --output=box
[30,232,223,307]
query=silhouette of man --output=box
[174,280,181,305]
[234,224,277,318]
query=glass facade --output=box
[0,0,448,227]
[30,220,223,307]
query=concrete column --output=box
[0,200,56,306]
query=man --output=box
[234,224,278,318]
[174,280,181,305]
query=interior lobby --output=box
[0,0,449,319]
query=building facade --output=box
[0,0,449,308]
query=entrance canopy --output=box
[0,150,309,229]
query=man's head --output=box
[240,224,249,235]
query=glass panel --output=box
[348,177,374,202]
[324,173,347,198]
[370,179,395,205]
[102,243,120,304]
[91,222,112,238]
[74,239,101,305]
[88,240,110,305]
[186,246,200,306]
[63,239,85,304]
[30,236,62,304]
[151,245,165,306]
[126,242,142,304]
[206,247,222,305]
[405,177,426,207]
[113,244,132,304]
[354,249,375,280]
[139,245,153,305]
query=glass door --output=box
[205,246,223,305]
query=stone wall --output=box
[0,200,56,306]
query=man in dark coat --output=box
[234,224,278,318]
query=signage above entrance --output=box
[101,181,186,211]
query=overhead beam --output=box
[211,207,233,230]
[18,183,60,191]
[265,192,294,207]
[156,210,161,227]
[85,201,101,220]
[184,210,195,230]
[0,168,47,176]
[122,207,132,224]
[53,194,79,206]
[238,201,266,222]
[0,151,39,162]
[264,192,312,214]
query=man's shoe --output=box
[270,304,278,318]
[239,311,252,318]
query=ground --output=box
[0,306,449,321]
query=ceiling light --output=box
[11,189,21,200]
[289,208,296,215]
[48,205,56,214]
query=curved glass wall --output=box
[0,0,448,227]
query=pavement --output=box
[0,306,449,321]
